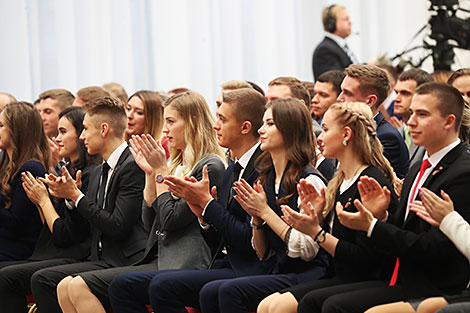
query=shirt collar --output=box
[105,141,128,170]
[424,138,460,168]
[235,142,260,170]
[325,32,347,49]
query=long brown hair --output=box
[256,98,317,204]
[125,90,164,142]
[323,102,395,215]
[0,102,52,208]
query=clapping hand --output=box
[234,180,269,219]
[281,202,321,238]
[409,188,454,226]
[358,176,390,220]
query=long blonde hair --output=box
[323,102,395,215]
[164,91,225,176]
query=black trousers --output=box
[0,258,80,313]
[31,260,111,313]
[296,280,442,313]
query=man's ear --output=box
[365,94,378,108]
[444,114,456,131]
[100,123,109,136]
[241,121,252,135]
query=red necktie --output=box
[389,159,432,286]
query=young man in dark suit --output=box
[303,82,470,313]
[30,96,147,313]
[338,64,410,179]
[312,5,356,79]
[107,88,269,313]
[393,69,434,169]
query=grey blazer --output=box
[139,154,225,270]
[399,125,425,169]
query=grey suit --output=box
[399,125,425,169]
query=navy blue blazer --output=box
[0,160,46,261]
[375,112,409,179]
[202,147,273,276]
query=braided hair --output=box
[323,102,395,215]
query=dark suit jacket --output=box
[202,147,273,276]
[370,143,470,298]
[139,154,225,270]
[375,112,410,179]
[398,125,425,170]
[312,36,352,79]
[77,147,148,267]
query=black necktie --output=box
[97,162,110,207]
[228,162,243,205]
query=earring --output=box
[342,140,347,146]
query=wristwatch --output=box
[314,230,327,244]
[155,174,165,183]
[250,220,267,230]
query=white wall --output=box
[1,0,469,109]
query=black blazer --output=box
[203,147,273,276]
[77,147,148,267]
[312,37,352,79]
[375,112,410,179]
[370,143,470,298]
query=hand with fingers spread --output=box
[336,199,374,232]
[164,165,214,219]
[281,202,322,238]
[413,188,454,226]
[22,171,50,207]
[409,200,439,227]
[297,179,326,218]
[130,136,155,175]
[357,176,391,220]
[234,180,270,219]
[39,166,82,202]
[134,134,167,173]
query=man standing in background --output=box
[312,4,357,79]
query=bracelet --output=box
[250,220,267,230]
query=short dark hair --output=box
[316,70,345,95]
[345,64,390,108]
[398,68,434,87]
[222,88,266,138]
[83,96,127,138]
[415,82,464,132]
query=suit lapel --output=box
[104,147,130,205]
[403,143,464,227]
